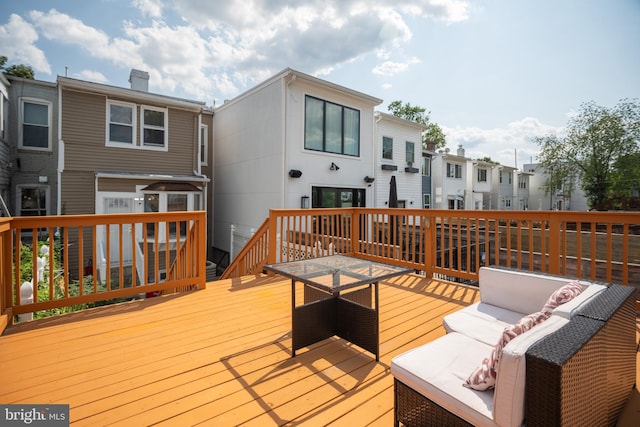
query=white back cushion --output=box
[493,315,569,427]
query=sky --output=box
[1,0,638,167]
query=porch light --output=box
[301,195,310,209]
[289,169,302,178]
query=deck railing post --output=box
[547,215,561,274]
[351,208,360,255]
[267,210,277,265]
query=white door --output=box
[98,194,136,268]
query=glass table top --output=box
[264,255,412,292]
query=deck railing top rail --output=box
[225,208,640,298]
[0,211,207,333]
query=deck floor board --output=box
[1,273,637,426]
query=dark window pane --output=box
[144,109,164,127]
[23,125,48,148]
[343,108,359,156]
[144,129,165,146]
[24,102,48,125]
[305,97,324,151]
[110,124,133,143]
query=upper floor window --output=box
[304,96,360,156]
[20,98,51,151]
[382,136,393,160]
[518,176,527,189]
[406,141,415,164]
[477,168,487,182]
[106,101,168,150]
[421,155,430,176]
[107,100,136,146]
[200,124,208,165]
[141,105,168,150]
[499,171,513,184]
[447,162,462,179]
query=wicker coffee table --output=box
[264,255,411,361]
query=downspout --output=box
[373,113,382,207]
[283,71,295,208]
[57,83,63,216]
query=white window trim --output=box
[140,104,168,151]
[19,97,52,151]
[200,124,208,166]
[106,100,137,148]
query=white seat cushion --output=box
[391,332,498,427]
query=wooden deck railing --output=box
[223,208,640,292]
[0,211,206,332]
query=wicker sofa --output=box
[391,267,637,427]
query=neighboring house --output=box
[0,73,9,216]
[516,170,533,210]
[58,70,210,280]
[491,164,517,210]
[213,68,382,255]
[374,112,424,208]
[421,144,436,209]
[431,146,469,209]
[5,75,59,218]
[523,163,589,210]
[470,158,494,210]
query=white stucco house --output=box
[491,164,517,210]
[373,112,425,208]
[213,68,382,254]
[431,146,470,209]
[469,158,495,210]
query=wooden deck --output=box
[0,274,637,426]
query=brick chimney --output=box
[129,69,149,92]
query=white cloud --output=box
[0,14,51,74]
[132,0,164,19]
[73,70,108,83]
[443,117,562,167]
[373,58,421,76]
[5,0,469,102]
[30,9,110,51]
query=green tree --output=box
[477,157,500,165]
[387,100,447,150]
[0,55,35,79]
[535,99,640,210]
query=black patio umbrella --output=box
[389,176,398,244]
[388,176,398,208]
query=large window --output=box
[141,105,167,149]
[108,100,135,146]
[311,187,365,208]
[477,168,487,182]
[18,186,49,216]
[405,141,415,164]
[447,163,462,179]
[382,136,393,160]
[421,155,430,176]
[200,124,208,165]
[21,99,51,150]
[304,96,360,156]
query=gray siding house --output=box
[5,75,59,217]
[0,73,9,215]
